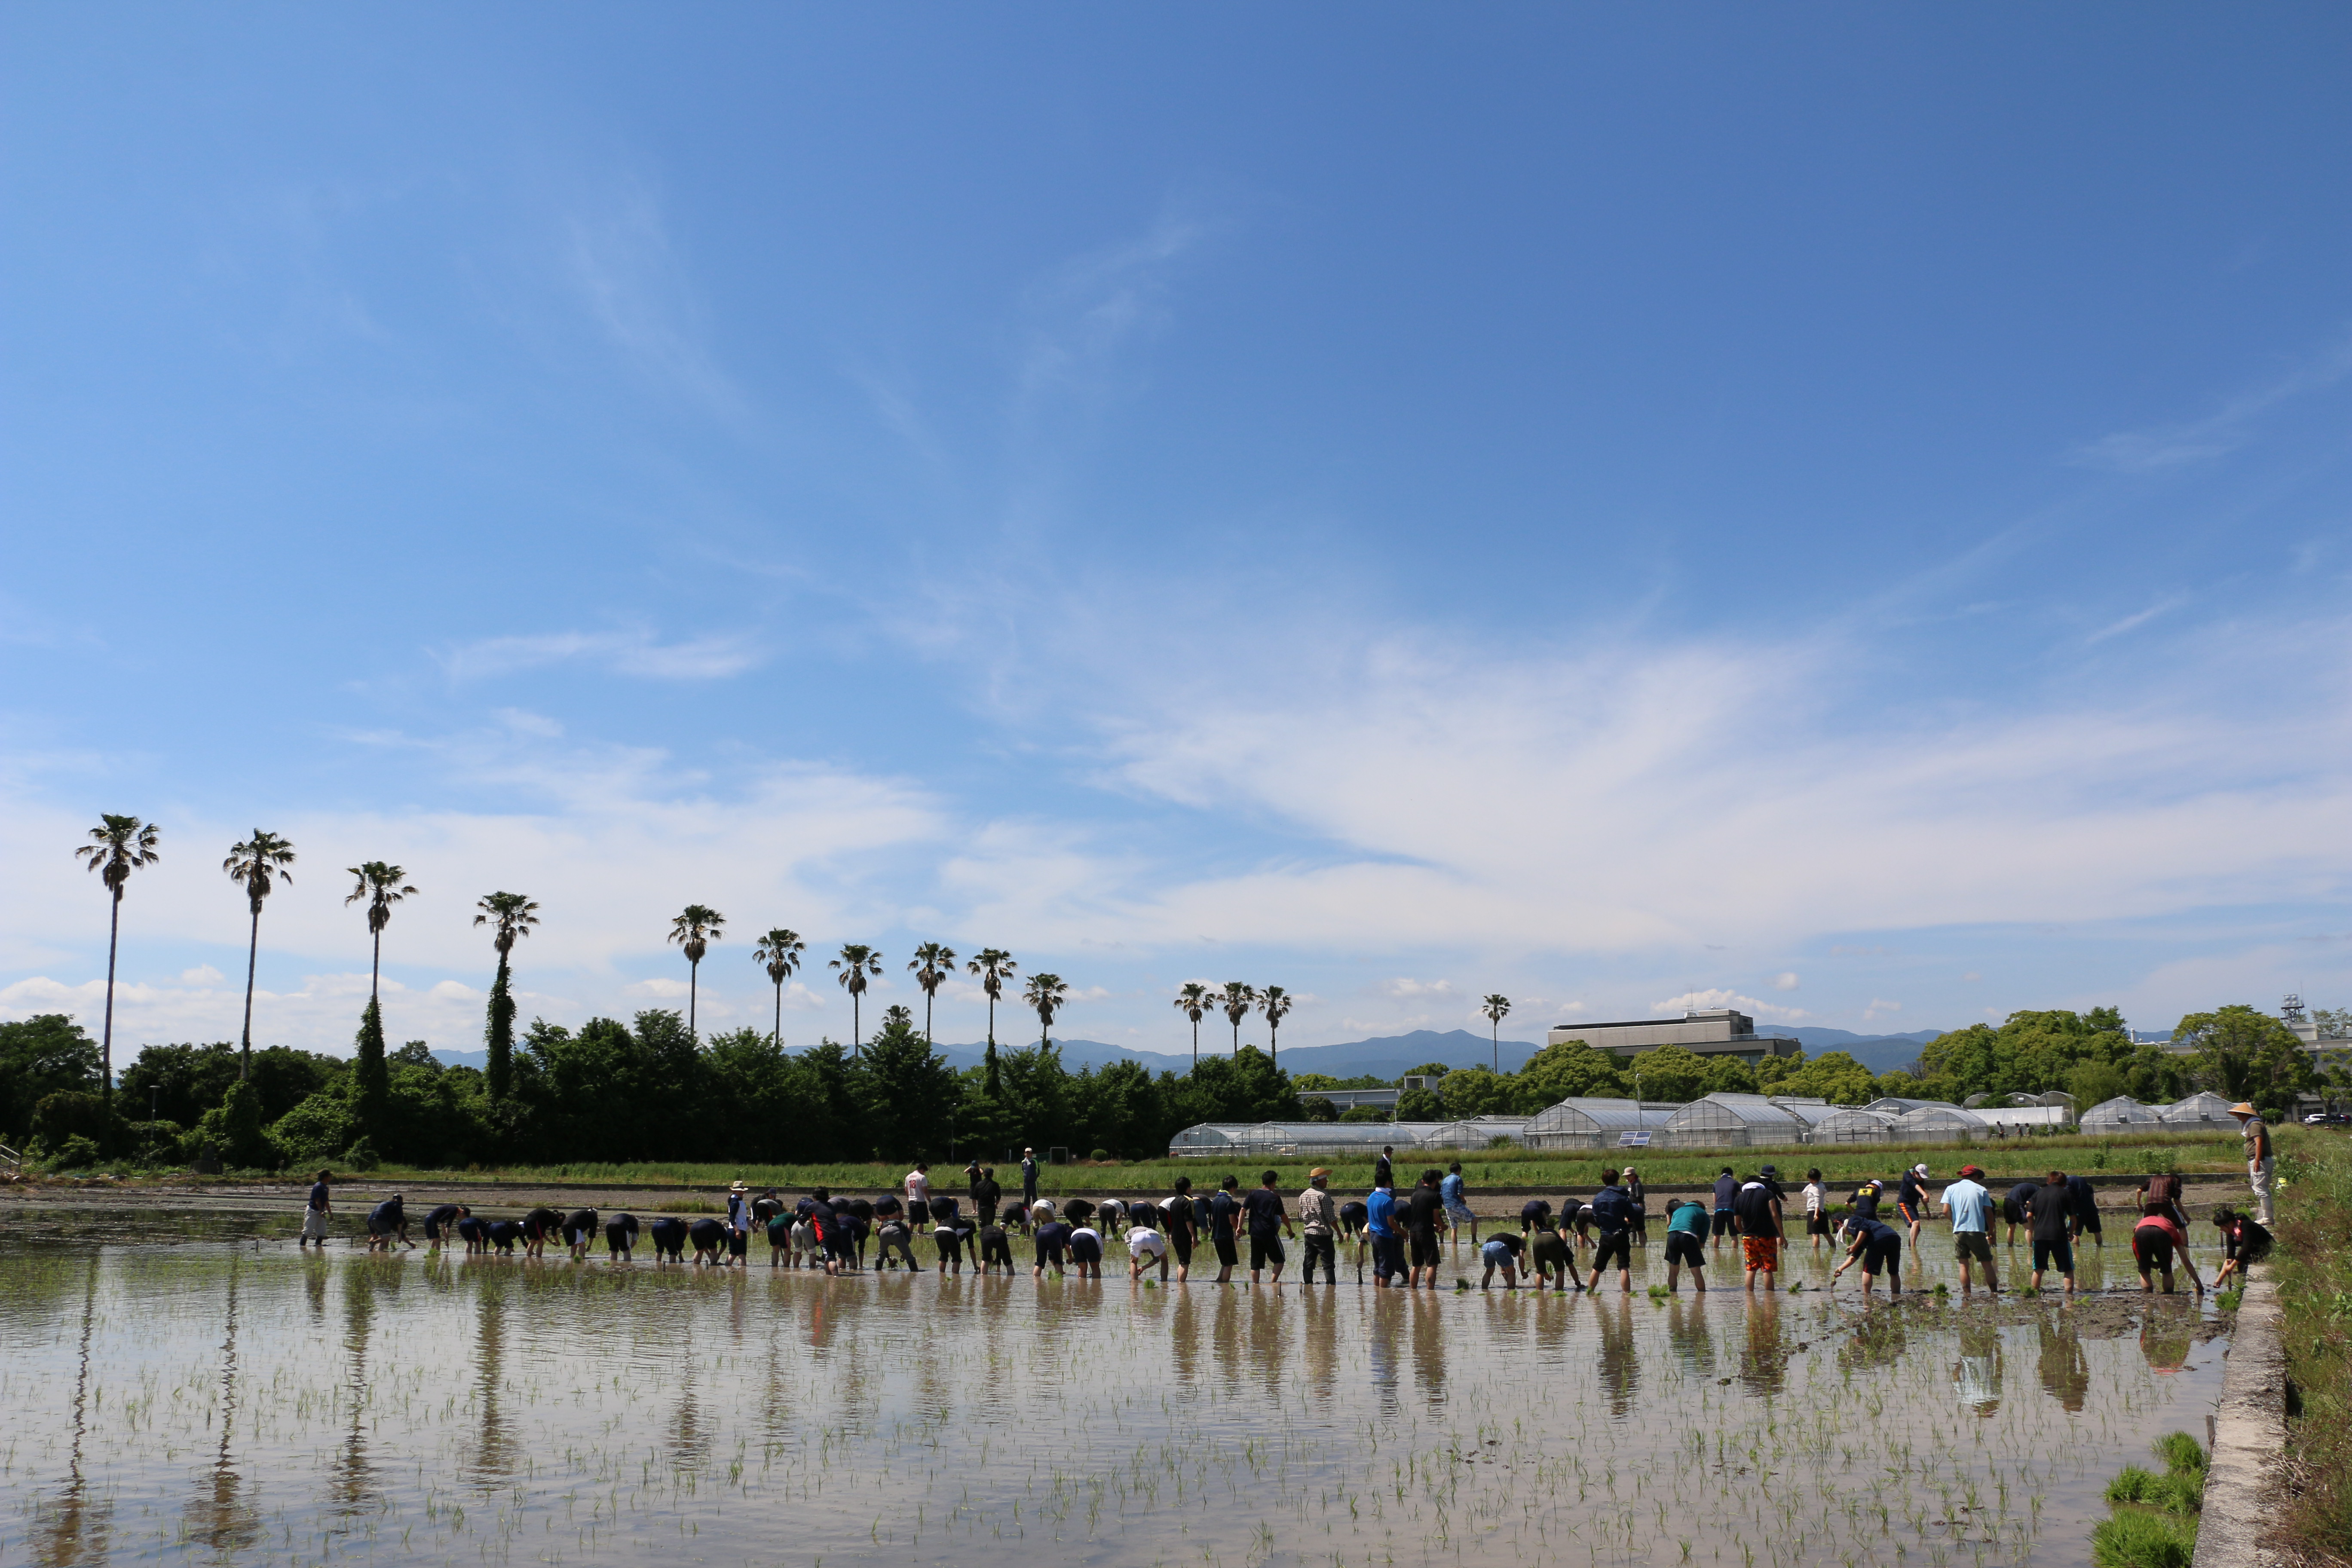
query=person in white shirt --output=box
[1127,1223,1170,1282]
[904,1163,931,1222]
[1801,1170,1830,1252]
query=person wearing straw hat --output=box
[2227,1102,2275,1225]
[726,1182,751,1267]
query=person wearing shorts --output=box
[934,1219,966,1275]
[1939,1164,1998,1295]
[1162,1179,1198,1282]
[978,1222,1014,1274]
[1588,1169,1636,1292]
[605,1212,639,1262]
[772,1210,805,1268]
[1662,1198,1707,1293]
[366,1194,411,1252]
[689,1216,729,1265]
[1896,1165,1929,1250]
[301,1168,334,1248]
[1128,1223,1169,1281]
[1528,1219,1580,1290]
[1069,1221,1104,1279]
[457,1213,490,1253]
[2003,1181,2038,1244]
[2025,1172,2076,1294]
[1033,1217,1072,1277]
[1710,1169,1738,1254]
[1479,1231,1524,1288]
[424,1202,468,1253]
[1801,1170,1831,1250]
[1833,1215,1903,1295]
[1242,1170,1292,1285]
[1441,1163,1478,1252]
[2066,1174,2104,1247]
[1366,1179,1404,1287]
[523,1207,563,1260]
[489,1219,526,1256]
[2131,1213,2201,1295]
[646,1217,685,1263]
[1208,1178,1243,1281]
[1404,1171,1447,1288]
[1623,1167,1648,1246]
[1734,1175,1782,1291]
[565,1207,600,1262]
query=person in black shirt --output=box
[523,1207,563,1260]
[977,1221,1014,1273]
[1588,1170,1637,1293]
[2003,1180,2039,1244]
[1209,1176,1243,1282]
[1479,1229,1525,1289]
[688,1216,729,1265]
[1373,1145,1394,1193]
[423,1203,469,1253]
[1241,1169,1293,1286]
[606,1211,640,1262]
[1528,1218,1579,1291]
[647,1216,686,1264]
[2065,1174,2103,1247]
[1032,1217,1072,1277]
[1404,1171,1448,1289]
[487,1219,524,1256]
[457,1213,490,1253]
[564,1207,600,1261]
[1163,1178,1198,1282]
[2210,1206,2273,1291]
[1832,1215,1904,1296]
[975,1166,1002,1222]
[1711,1168,1739,1255]
[2025,1171,2076,1295]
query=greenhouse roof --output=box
[1526,1097,1659,1132]
[2078,1095,2162,1125]
[1768,1098,1839,1125]
[1660,1093,1806,1130]
[2158,1092,2238,1123]
[1889,1104,1987,1128]
[1861,1097,1961,1115]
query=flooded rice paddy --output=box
[1,1207,2230,1568]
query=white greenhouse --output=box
[2077,1096,2163,1134]
[1523,1098,1667,1151]
[1888,1104,1989,1142]
[1418,1116,1533,1150]
[1809,1107,1901,1145]
[1655,1093,1808,1151]
[2158,1091,2239,1127]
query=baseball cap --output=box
[1760,1164,1778,1177]
[1959,1164,1984,1179]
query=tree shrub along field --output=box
[0,998,2328,1174]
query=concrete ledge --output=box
[2194,1273,2287,1568]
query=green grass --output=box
[2270,1127,2352,1564]
[2090,1507,2195,1568]
[2092,1433,2205,1568]
[86,1131,2248,1194]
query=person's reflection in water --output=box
[38,1253,112,1568]
[1951,1317,2004,1417]
[2034,1317,2091,1412]
[1837,1313,1907,1376]
[1169,1287,1202,1390]
[1366,1296,1401,1419]
[332,1259,391,1521]
[2138,1301,2195,1378]
[463,1268,516,1486]
[1666,1298,1715,1381]
[1594,1295,1638,1418]
[304,1247,331,1324]
[1247,1280,1288,1392]
[1409,1286,1448,1410]
[1739,1292,1786,1399]
[1299,1282,1337,1394]
[1210,1277,1243,1385]
[187,1254,261,1551]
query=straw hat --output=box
[2227,1102,2257,1118]
[729,1180,748,1194]
[1309,1167,1330,1180]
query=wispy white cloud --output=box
[560,176,748,422]
[1381,977,1454,998]
[2065,333,2352,473]
[1769,973,1801,992]
[2086,595,2187,644]
[1861,998,1904,1023]
[1654,987,1811,1024]
[434,628,764,683]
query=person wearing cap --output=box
[1896,1164,1930,1252]
[1939,1164,1999,1295]
[725,1182,752,1267]
[2228,1102,2275,1225]
[1297,1168,1339,1285]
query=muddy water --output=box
[0,1211,2229,1568]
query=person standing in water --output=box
[1589,1169,1637,1294]
[1297,1169,1338,1286]
[1710,1167,1738,1257]
[1441,1163,1478,1252]
[1896,1164,1930,1252]
[1833,1213,1904,1296]
[1242,1170,1292,1287]
[1623,1167,1648,1246]
[1662,1196,1708,1293]
[2131,1208,2202,1295]
[301,1167,334,1250]
[2025,1171,2077,1295]
[1801,1170,1830,1252]
[1734,1172,1783,1292]
[1939,1164,1999,1295]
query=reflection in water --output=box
[1594,1297,1638,1417]
[1838,1313,1908,1376]
[37,1254,111,1568]
[1366,1297,1400,1418]
[1739,1293,1786,1399]
[1408,1289,1448,1409]
[2140,1303,2196,1377]
[1952,1317,2004,1416]
[464,1268,517,1486]
[1666,1298,1715,1381]
[332,1260,390,1521]
[185,1254,261,1552]
[1299,1286,1337,1396]
[2036,1318,2091,1413]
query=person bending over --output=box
[605,1212,640,1262]
[1033,1216,1072,1278]
[423,1202,468,1254]
[978,1221,1015,1274]
[688,1216,729,1266]
[646,1216,687,1264]
[2130,1210,2202,1295]
[1662,1197,1709,1294]
[1069,1218,1105,1280]
[487,1219,524,1257]
[1128,1221,1170,1282]
[565,1207,600,1262]
[1528,1217,1581,1292]
[2066,1173,2104,1249]
[457,1212,490,1254]
[523,1207,564,1260]
[1832,1214,1902,1295]
[1479,1229,1524,1289]
[2209,1206,2273,1292]
[367,1194,412,1253]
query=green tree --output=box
[1513,1039,1629,1111]
[907,942,957,1046]
[222,829,296,1081]
[967,949,1017,1097]
[2067,1059,2128,1110]
[473,892,539,1100]
[851,1004,959,1160]
[1219,982,1258,1055]
[1394,1085,1442,1121]
[1173,981,1211,1068]
[753,928,806,1045]
[0,1015,102,1142]
[343,861,418,1003]
[1024,971,1071,1049]
[1625,1044,1709,1104]
[1770,1049,1876,1105]
[666,905,725,1040]
[1432,1065,1515,1116]
[76,813,162,1105]
[1257,985,1294,1068]
[1702,1055,1759,1095]
[2174,1004,2314,1112]
[351,998,389,1147]
[1481,994,1511,1073]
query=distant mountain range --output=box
[429,1023,1946,1079]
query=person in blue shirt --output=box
[1938,1164,1999,1295]
[1441,1162,1479,1254]
[1365,1179,1403,1288]
[366,1194,411,1252]
[423,1203,468,1253]
[1589,1169,1638,1293]
[648,1216,688,1264]
[456,1213,490,1253]
[1662,1197,1709,1293]
[1711,1168,1738,1256]
[1832,1214,1904,1296]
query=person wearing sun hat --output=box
[2227,1102,2275,1225]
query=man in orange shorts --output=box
[1733,1172,1784,1291]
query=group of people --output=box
[300,1147,2274,1301]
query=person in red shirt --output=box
[2129,1210,2202,1295]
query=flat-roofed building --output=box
[1546,1008,1800,1066]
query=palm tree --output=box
[968,948,1015,1096]
[1258,985,1294,1068]
[1023,972,1071,1050]
[474,892,539,1100]
[343,862,418,1001]
[222,830,295,1082]
[830,943,882,1047]
[1219,981,1258,1055]
[667,905,725,1039]
[1173,981,1211,1068]
[1481,994,1512,1073]
[908,942,957,1046]
[753,928,805,1046]
[77,815,160,1105]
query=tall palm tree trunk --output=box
[370,928,382,1001]
[1491,1022,1499,1074]
[1270,1018,1278,1068]
[986,994,995,1048]
[924,991,934,1046]
[773,983,782,1047]
[240,900,262,1081]
[101,888,121,1104]
[852,993,861,1048]
[1192,1017,1199,1068]
[689,960,699,1039]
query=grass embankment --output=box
[85,1131,2246,1195]
[2092,1431,2206,1568]
[2272,1128,2352,1566]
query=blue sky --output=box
[5,6,2350,1059]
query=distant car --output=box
[2304,1111,2352,1126]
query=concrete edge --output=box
[2193,1271,2287,1568]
